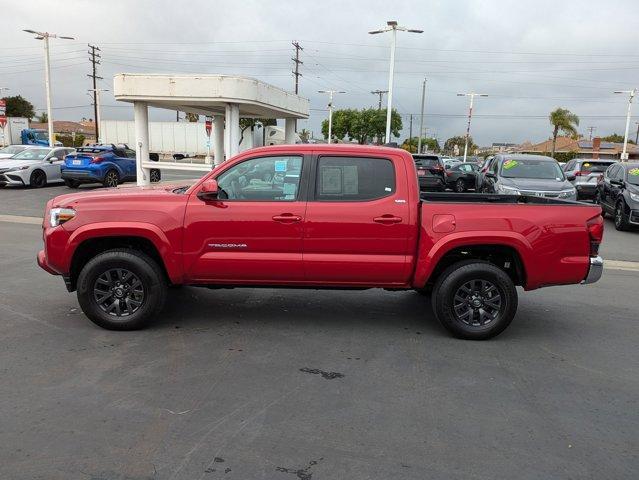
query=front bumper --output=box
[0,171,28,186]
[582,256,603,284]
[61,170,103,183]
[37,249,59,275]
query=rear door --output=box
[303,152,412,286]
[601,164,619,208]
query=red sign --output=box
[205,118,212,137]
[0,99,6,128]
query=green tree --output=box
[443,135,477,155]
[185,112,199,122]
[321,108,402,144]
[601,133,635,144]
[401,136,439,153]
[2,95,35,119]
[549,108,579,157]
[37,111,48,123]
[298,128,311,143]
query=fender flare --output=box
[65,222,182,283]
[412,231,533,288]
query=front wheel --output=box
[432,261,518,340]
[150,169,161,183]
[76,249,167,330]
[614,201,630,231]
[29,169,47,188]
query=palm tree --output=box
[549,108,579,157]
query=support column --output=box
[213,115,224,166]
[228,103,240,159]
[224,104,232,161]
[284,118,296,144]
[133,101,150,186]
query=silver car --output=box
[562,158,615,200]
[0,146,76,188]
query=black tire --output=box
[29,169,47,188]
[64,179,80,189]
[103,169,119,188]
[76,249,167,330]
[614,201,630,231]
[454,178,466,193]
[150,169,161,183]
[432,260,518,340]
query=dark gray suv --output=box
[596,162,639,231]
[480,154,577,200]
[563,158,615,200]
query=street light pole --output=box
[614,89,637,161]
[23,29,74,147]
[417,78,426,154]
[88,88,108,143]
[457,92,488,162]
[369,21,423,144]
[318,90,345,144]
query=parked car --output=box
[0,144,29,159]
[443,158,462,169]
[563,158,616,200]
[445,162,479,192]
[480,154,577,200]
[596,162,639,230]
[39,144,604,340]
[61,144,161,188]
[0,146,75,188]
[413,153,445,191]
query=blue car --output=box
[61,144,160,188]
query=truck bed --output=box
[421,192,587,206]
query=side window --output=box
[605,165,615,179]
[491,159,499,175]
[216,155,302,201]
[565,160,575,171]
[615,166,626,181]
[315,156,395,201]
[53,150,66,160]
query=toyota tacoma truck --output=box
[38,144,604,339]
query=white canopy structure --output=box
[113,73,310,185]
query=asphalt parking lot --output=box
[1,180,638,480]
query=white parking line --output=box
[0,213,638,273]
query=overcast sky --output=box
[2,0,638,146]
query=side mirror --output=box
[566,174,576,181]
[197,179,219,201]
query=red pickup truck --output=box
[38,144,604,339]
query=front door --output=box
[303,153,413,286]
[183,154,308,283]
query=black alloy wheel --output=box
[93,268,145,317]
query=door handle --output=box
[272,213,302,223]
[374,215,403,224]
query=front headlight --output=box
[49,207,76,227]
[498,184,521,195]
[558,188,577,199]
[7,166,29,172]
[629,192,639,202]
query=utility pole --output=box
[292,41,303,95]
[371,90,388,110]
[318,90,345,144]
[614,88,636,161]
[457,92,488,162]
[369,21,423,143]
[409,114,413,150]
[587,126,596,141]
[88,88,108,144]
[88,44,102,142]
[24,29,75,147]
[417,78,426,154]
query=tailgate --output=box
[64,153,96,167]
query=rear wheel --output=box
[103,169,119,188]
[432,260,518,340]
[454,178,466,193]
[76,249,167,330]
[64,179,80,189]
[29,169,47,188]
[614,201,630,231]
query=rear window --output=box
[413,156,439,167]
[316,156,395,201]
[75,148,109,156]
[578,161,613,173]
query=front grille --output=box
[519,190,560,198]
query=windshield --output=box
[414,156,439,167]
[627,167,639,185]
[501,158,565,180]
[12,148,50,161]
[0,146,26,156]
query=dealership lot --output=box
[0,182,638,479]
